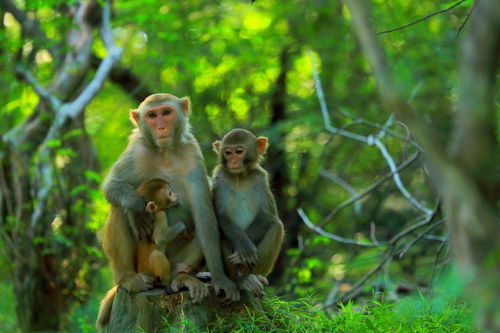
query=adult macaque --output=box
[96,94,239,329]
[212,129,284,297]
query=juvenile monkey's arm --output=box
[217,212,258,266]
[252,202,284,277]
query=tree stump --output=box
[107,274,263,333]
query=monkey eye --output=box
[235,149,244,155]
[224,150,232,156]
[147,112,157,118]
[162,109,171,116]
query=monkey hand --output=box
[126,208,154,242]
[120,272,154,292]
[239,274,268,298]
[171,273,208,304]
[230,241,258,266]
[212,276,240,303]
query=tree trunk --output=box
[108,286,262,333]
[344,0,499,330]
[0,0,121,331]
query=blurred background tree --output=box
[0,0,497,332]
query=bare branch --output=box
[321,152,419,225]
[14,66,62,111]
[335,108,420,147]
[61,1,123,119]
[322,211,439,308]
[30,0,122,231]
[345,0,450,174]
[373,138,432,215]
[456,2,475,37]
[320,170,362,214]
[309,47,430,218]
[308,49,369,143]
[377,0,467,35]
[397,219,444,258]
[323,249,394,308]
[298,207,385,247]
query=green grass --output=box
[162,295,476,333]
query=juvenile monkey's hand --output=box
[212,276,240,303]
[230,241,258,266]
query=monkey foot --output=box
[120,272,155,292]
[171,273,209,303]
[240,274,266,298]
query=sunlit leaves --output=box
[243,11,272,31]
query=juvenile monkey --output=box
[135,178,189,283]
[212,129,284,297]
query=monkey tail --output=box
[96,285,118,330]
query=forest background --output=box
[0,0,498,332]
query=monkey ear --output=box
[129,109,140,126]
[256,137,269,155]
[180,97,191,115]
[212,140,221,153]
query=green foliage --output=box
[1,0,487,330]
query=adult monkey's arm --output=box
[185,166,240,302]
[102,159,153,240]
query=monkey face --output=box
[165,185,178,206]
[130,94,191,149]
[223,145,247,174]
[213,129,269,175]
[142,105,178,148]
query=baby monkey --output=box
[212,129,284,297]
[136,178,189,284]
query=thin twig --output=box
[398,219,444,258]
[323,211,439,308]
[321,152,419,225]
[335,107,420,147]
[388,209,438,244]
[373,138,432,215]
[377,0,467,35]
[337,249,394,305]
[429,233,449,287]
[320,170,362,215]
[298,208,385,247]
[308,49,369,143]
[456,1,475,37]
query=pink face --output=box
[142,105,177,147]
[223,145,247,173]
